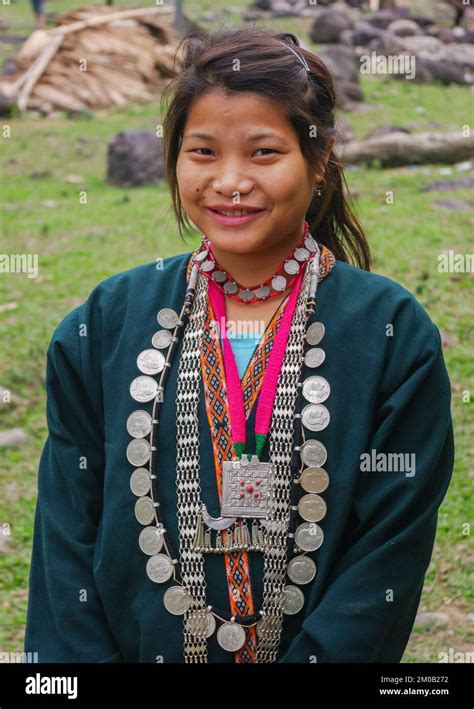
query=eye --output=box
[254,148,277,156]
[191,148,213,156]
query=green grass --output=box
[0,2,473,662]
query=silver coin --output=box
[294,247,310,262]
[126,410,152,438]
[152,329,173,349]
[238,289,253,301]
[185,610,216,638]
[304,347,326,368]
[254,285,270,299]
[211,270,227,283]
[300,439,327,468]
[157,308,179,329]
[271,275,287,292]
[163,586,192,615]
[305,235,317,252]
[130,467,151,497]
[146,553,173,583]
[300,467,329,494]
[194,249,209,263]
[126,438,151,467]
[295,522,324,552]
[306,322,325,346]
[302,376,330,404]
[283,259,300,275]
[287,555,317,585]
[256,615,279,637]
[223,281,238,295]
[217,622,246,652]
[130,375,159,403]
[137,349,165,376]
[282,585,305,615]
[139,525,164,555]
[298,494,327,523]
[302,404,330,432]
[135,495,155,525]
[201,260,214,273]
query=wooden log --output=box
[341,131,474,167]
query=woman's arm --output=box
[24,306,122,662]
[279,325,454,662]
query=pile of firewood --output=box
[0,6,185,115]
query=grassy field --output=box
[0,1,473,662]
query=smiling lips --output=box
[204,205,266,225]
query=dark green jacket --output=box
[24,251,454,663]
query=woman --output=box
[24,27,454,663]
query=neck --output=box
[209,225,305,287]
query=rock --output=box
[0,428,28,447]
[335,117,355,144]
[388,19,422,37]
[410,14,436,30]
[271,2,301,18]
[437,28,457,44]
[364,8,411,30]
[249,0,272,10]
[421,176,474,192]
[107,130,164,188]
[309,8,354,44]
[400,36,443,54]
[433,198,472,212]
[459,30,474,44]
[318,45,363,106]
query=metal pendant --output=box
[163,586,192,616]
[126,438,151,467]
[302,375,330,404]
[217,622,246,652]
[305,235,317,253]
[135,495,156,525]
[146,553,173,583]
[137,349,165,376]
[282,585,305,615]
[221,456,274,518]
[298,494,327,523]
[306,321,325,346]
[211,270,226,283]
[302,404,330,432]
[295,522,324,552]
[304,347,326,368]
[157,308,179,329]
[202,503,236,530]
[300,439,328,468]
[185,610,216,639]
[271,275,287,292]
[127,410,152,438]
[283,259,300,275]
[294,247,310,262]
[138,525,164,555]
[152,329,173,349]
[130,375,159,403]
[287,555,317,585]
[223,281,238,295]
[130,468,151,497]
[255,284,270,299]
[300,467,329,494]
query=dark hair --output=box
[161,25,371,270]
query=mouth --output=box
[204,207,266,226]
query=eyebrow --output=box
[183,131,289,144]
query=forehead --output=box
[182,89,297,142]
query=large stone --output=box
[107,130,164,188]
[364,7,411,30]
[388,19,423,37]
[0,428,28,447]
[309,8,354,44]
[318,45,363,106]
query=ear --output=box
[315,138,335,183]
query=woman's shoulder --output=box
[50,251,193,344]
[324,258,441,348]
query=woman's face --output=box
[176,89,322,257]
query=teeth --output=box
[216,209,253,217]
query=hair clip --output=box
[277,39,311,74]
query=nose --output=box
[211,160,254,196]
